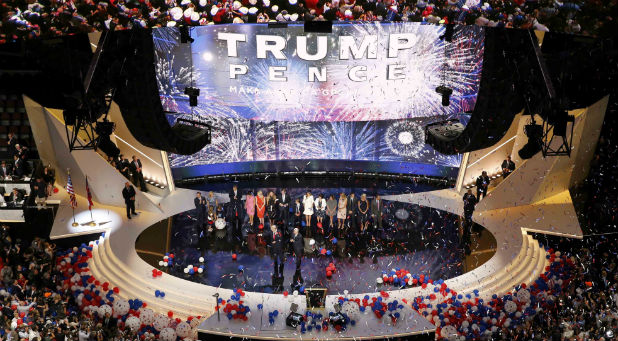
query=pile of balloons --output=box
[408,248,575,340]
[267,310,279,324]
[183,264,204,275]
[158,253,175,267]
[325,263,337,278]
[55,241,205,340]
[378,271,432,288]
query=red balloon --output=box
[326,270,332,277]
[168,311,174,317]
[169,253,175,258]
[283,291,288,297]
[232,254,237,260]
[53,187,59,193]
[113,287,120,294]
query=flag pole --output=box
[68,169,79,227]
[72,206,78,227]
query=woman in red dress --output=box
[256,190,266,227]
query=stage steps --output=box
[89,236,217,319]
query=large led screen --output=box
[154,23,484,178]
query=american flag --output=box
[67,173,77,209]
[86,177,94,210]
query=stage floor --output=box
[137,196,494,294]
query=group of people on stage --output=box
[109,154,148,193]
[238,187,385,238]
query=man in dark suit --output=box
[130,156,147,192]
[122,182,137,219]
[8,188,23,205]
[7,132,17,160]
[195,192,205,228]
[117,155,131,179]
[278,189,291,229]
[462,189,477,223]
[267,225,284,277]
[0,161,11,178]
[347,193,358,230]
[101,312,118,339]
[12,155,24,178]
[475,171,490,200]
[371,194,384,231]
[293,198,302,228]
[228,184,242,233]
[501,155,516,178]
[462,189,477,255]
[290,227,304,272]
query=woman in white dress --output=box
[302,191,314,232]
[337,193,347,232]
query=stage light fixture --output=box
[518,121,543,160]
[184,87,200,106]
[179,26,194,44]
[435,85,453,106]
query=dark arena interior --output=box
[0,4,617,341]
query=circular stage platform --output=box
[136,181,495,296]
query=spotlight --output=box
[184,87,200,106]
[95,121,115,136]
[435,85,453,106]
[439,24,455,42]
[179,26,194,44]
[518,122,543,159]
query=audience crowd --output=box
[1,0,617,43]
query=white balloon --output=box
[184,268,189,274]
[153,314,170,331]
[516,289,531,303]
[504,300,517,313]
[340,301,359,320]
[139,308,155,325]
[441,325,458,340]
[159,327,177,341]
[99,304,112,317]
[176,322,192,338]
[159,261,164,266]
[199,257,204,263]
[189,317,201,328]
[197,267,203,274]
[112,299,130,316]
[126,316,141,331]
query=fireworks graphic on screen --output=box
[383,120,426,160]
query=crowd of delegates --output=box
[3,133,31,180]
[1,0,617,43]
